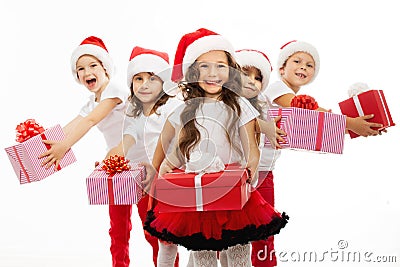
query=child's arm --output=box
[256,117,286,149]
[62,115,83,136]
[240,118,260,185]
[274,93,382,137]
[142,120,176,193]
[39,98,121,169]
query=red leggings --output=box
[251,171,277,267]
[109,194,179,267]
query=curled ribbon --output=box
[290,94,319,110]
[15,119,45,143]
[101,155,131,174]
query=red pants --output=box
[109,194,179,267]
[251,171,277,267]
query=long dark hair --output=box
[126,72,171,118]
[178,51,243,161]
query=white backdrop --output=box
[1,1,399,266]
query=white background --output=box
[1,0,399,266]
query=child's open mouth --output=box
[296,73,307,79]
[86,78,96,87]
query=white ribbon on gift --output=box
[185,151,225,211]
[377,90,391,126]
[352,95,365,116]
[194,171,205,211]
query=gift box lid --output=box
[156,164,248,189]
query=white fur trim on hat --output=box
[236,49,272,92]
[277,41,320,83]
[70,44,115,83]
[127,54,177,96]
[182,34,235,77]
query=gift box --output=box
[86,161,145,205]
[338,89,395,138]
[4,123,77,184]
[155,165,251,213]
[264,108,346,154]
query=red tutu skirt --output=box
[144,190,288,251]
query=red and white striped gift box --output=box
[86,162,145,205]
[264,108,346,154]
[4,124,77,184]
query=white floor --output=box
[1,127,399,267]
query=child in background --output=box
[144,28,288,267]
[39,36,128,169]
[234,49,283,267]
[265,40,383,137]
[106,46,181,267]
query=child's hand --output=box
[159,159,175,176]
[264,116,286,149]
[347,114,382,137]
[140,162,156,195]
[244,157,259,185]
[38,140,69,170]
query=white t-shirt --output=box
[123,97,184,163]
[168,97,259,165]
[79,80,129,150]
[257,80,294,171]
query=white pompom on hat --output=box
[277,40,320,83]
[235,49,272,92]
[127,46,176,96]
[171,28,236,83]
[70,36,115,83]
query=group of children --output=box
[38,28,384,267]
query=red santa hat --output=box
[235,49,272,92]
[171,28,235,83]
[70,36,115,83]
[127,46,176,95]
[277,40,320,83]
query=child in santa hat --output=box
[105,46,183,267]
[39,36,128,169]
[143,28,288,267]
[226,48,285,267]
[38,36,131,266]
[265,40,383,137]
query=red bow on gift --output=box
[15,119,45,143]
[101,155,131,174]
[290,94,319,110]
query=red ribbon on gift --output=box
[101,155,131,205]
[290,94,319,110]
[102,155,131,174]
[16,119,45,143]
[315,112,325,151]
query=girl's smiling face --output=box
[76,55,109,95]
[132,72,163,105]
[196,50,230,99]
[280,52,315,90]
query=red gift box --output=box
[86,162,145,205]
[338,89,395,138]
[264,108,346,154]
[155,165,251,213]
[4,124,77,184]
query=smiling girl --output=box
[144,28,288,267]
[105,46,182,267]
